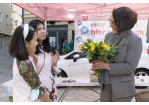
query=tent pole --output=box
[45,20,47,31]
[22,9,24,25]
[45,7,47,34]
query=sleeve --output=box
[17,60,45,99]
[109,37,142,75]
[104,33,109,43]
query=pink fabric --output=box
[35,47,57,102]
[14,3,149,21]
[13,56,41,102]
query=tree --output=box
[44,21,74,25]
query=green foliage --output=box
[87,39,93,44]
[9,96,13,102]
[45,21,74,25]
[81,40,126,77]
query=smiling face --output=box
[25,33,38,54]
[37,23,46,44]
[109,14,119,34]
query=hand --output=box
[92,60,109,70]
[51,50,60,66]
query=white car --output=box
[56,43,149,78]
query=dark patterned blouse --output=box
[17,59,45,99]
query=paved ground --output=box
[0,55,13,102]
[0,86,9,102]
[0,56,13,85]
[1,85,149,102]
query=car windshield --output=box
[65,52,86,59]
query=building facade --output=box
[0,3,11,56]
[0,3,22,56]
[11,3,22,34]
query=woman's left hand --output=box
[51,50,60,66]
[92,60,109,70]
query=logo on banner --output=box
[79,44,84,52]
[82,16,88,21]
[81,26,89,35]
[78,21,82,25]
[76,37,82,43]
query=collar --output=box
[114,30,132,37]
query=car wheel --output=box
[135,69,149,89]
[135,69,149,76]
[53,69,68,78]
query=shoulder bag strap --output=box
[37,50,45,75]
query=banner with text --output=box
[74,16,148,51]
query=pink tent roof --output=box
[14,3,149,21]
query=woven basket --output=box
[135,90,149,102]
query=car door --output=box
[66,52,92,77]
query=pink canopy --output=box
[14,3,149,21]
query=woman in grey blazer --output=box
[92,7,142,102]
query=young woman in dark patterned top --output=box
[9,24,52,102]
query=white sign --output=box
[74,16,148,51]
[49,37,55,47]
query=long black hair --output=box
[9,25,35,60]
[29,19,51,54]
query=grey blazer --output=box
[101,30,142,98]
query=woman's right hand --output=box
[51,50,60,66]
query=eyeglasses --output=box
[108,19,114,25]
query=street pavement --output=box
[1,85,149,102]
[0,55,14,102]
[0,56,149,102]
[0,56,14,85]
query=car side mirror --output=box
[74,54,80,58]
[73,54,80,62]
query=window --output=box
[11,3,13,11]
[11,19,13,28]
[0,36,3,50]
[65,52,86,59]
[6,15,9,25]
[0,12,2,23]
